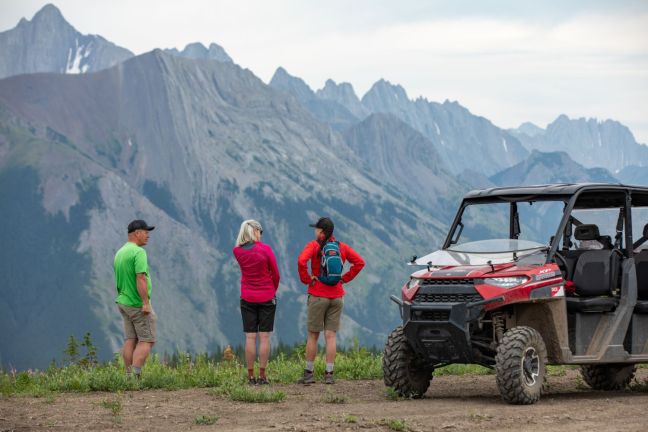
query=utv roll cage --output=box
[443,183,648,260]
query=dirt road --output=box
[1,368,647,431]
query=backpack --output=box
[318,241,343,285]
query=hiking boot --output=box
[297,369,315,384]
[257,377,269,385]
[324,372,335,384]
[248,377,257,385]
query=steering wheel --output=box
[553,250,570,280]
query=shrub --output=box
[195,415,219,425]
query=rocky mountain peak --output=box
[316,79,368,119]
[269,67,316,102]
[32,3,66,23]
[361,79,409,109]
[515,122,545,137]
[165,42,233,63]
[318,79,358,100]
[490,150,618,186]
[0,3,133,79]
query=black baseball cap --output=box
[309,217,334,234]
[128,219,155,233]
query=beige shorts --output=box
[118,304,157,342]
[307,295,343,333]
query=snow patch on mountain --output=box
[65,39,91,74]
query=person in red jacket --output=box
[297,217,365,384]
[233,219,280,385]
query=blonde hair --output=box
[235,219,262,247]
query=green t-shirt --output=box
[114,242,152,308]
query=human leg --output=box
[130,306,157,377]
[323,297,343,384]
[122,338,137,371]
[245,332,257,376]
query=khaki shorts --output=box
[118,304,157,342]
[307,295,343,332]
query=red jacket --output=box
[297,236,365,298]
[233,241,280,303]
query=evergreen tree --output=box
[79,332,98,368]
[63,335,79,365]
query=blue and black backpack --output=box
[318,241,343,285]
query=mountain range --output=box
[1,4,646,369]
[0,45,445,368]
[509,115,648,174]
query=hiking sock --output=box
[132,366,141,378]
[247,368,255,379]
[305,361,314,372]
[325,363,334,373]
[259,368,267,379]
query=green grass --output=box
[0,346,383,397]
[344,414,359,423]
[379,418,410,431]
[435,364,493,376]
[195,415,219,425]
[629,378,648,392]
[468,412,494,422]
[322,388,348,404]
[3,346,641,399]
[100,397,123,416]
[211,384,286,403]
[384,386,403,401]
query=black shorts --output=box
[240,298,276,333]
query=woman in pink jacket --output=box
[233,219,280,385]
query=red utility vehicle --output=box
[383,184,648,404]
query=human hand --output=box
[141,303,152,314]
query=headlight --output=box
[483,276,529,288]
[407,278,420,289]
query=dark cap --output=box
[128,219,155,233]
[309,217,334,236]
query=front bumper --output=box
[402,301,481,364]
[391,282,502,364]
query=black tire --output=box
[495,326,547,405]
[580,364,636,390]
[382,326,433,398]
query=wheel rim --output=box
[522,347,540,386]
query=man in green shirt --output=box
[114,219,156,378]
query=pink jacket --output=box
[233,241,280,303]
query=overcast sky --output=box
[2,0,648,143]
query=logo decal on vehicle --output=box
[551,286,564,297]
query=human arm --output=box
[297,242,316,285]
[341,244,365,284]
[265,245,281,290]
[134,249,151,313]
[136,273,151,313]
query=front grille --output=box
[418,310,450,321]
[414,279,482,304]
[421,278,473,286]
[414,292,483,303]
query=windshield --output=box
[414,241,547,266]
[450,200,566,246]
[448,239,548,253]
